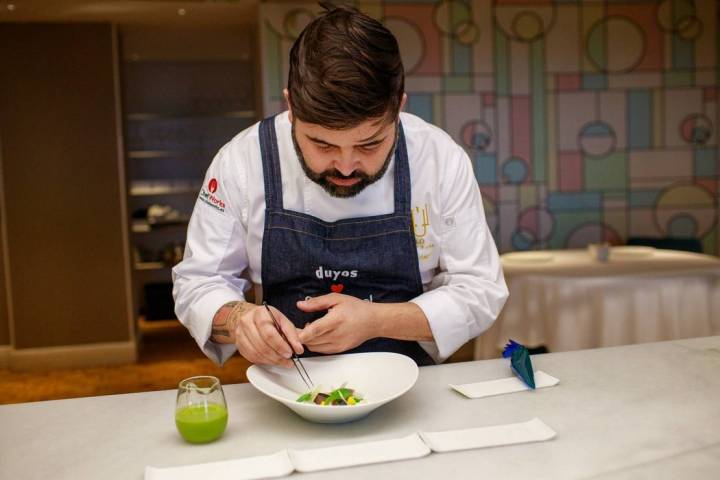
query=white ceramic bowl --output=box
[246,352,419,424]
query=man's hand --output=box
[296,294,380,353]
[212,301,303,368]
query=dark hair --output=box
[287,2,404,129]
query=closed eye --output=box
[357,143,382,153]
[314,142,335,151]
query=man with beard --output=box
[172,3,508,367]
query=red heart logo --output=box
[330,284,344,293]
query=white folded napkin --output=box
[144,450,293,480]
[450,370,559,399]
[289,433,430,472]
[145,420,556,478]
[420,418,556,453]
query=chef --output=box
[172,3,508,368]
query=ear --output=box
[399,92,408,112]
[283,88,293,122]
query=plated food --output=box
[247,352,418,423]
[296,384,364,406]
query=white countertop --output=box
[2,336,719,479]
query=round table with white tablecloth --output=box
[474,247,720,359]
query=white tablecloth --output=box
[474,248,720,359]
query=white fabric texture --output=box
[145,421,556,479]
[475,249,720,359]
[419,418,556,453]
[288,433,430,473]
[173,112,508,364]
[450,370,560,399]
[144,450,293,480]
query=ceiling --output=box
[0,0,263,27]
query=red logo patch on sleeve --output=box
[208,178,218,193]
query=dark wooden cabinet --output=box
[0,23,133,356]
[119,27,257,326]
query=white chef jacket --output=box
[172,111,508,365]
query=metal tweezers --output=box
[263,302,314,390]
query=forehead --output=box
[295,117,394,144]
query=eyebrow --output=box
[305,124,390,148]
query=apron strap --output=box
[259,115,284,211]
[393,121,411,214]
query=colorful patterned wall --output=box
[259,0,719,254]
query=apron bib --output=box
[258,115,434,366]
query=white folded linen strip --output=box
[289,433,430,473]
[420,418,557,453]
[144,450,293,480]
[450,370,559,399]
[145,419,556,478]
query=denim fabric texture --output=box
[259,115,434,366]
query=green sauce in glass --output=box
[175,403,228,443]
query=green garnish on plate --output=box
[296,383,364,406]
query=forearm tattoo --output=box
[211,301,254,342]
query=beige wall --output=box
[0,23,131,349]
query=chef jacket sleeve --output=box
[410,144,508,363]
[172,144,249,365]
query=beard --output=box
[291,121,397,198]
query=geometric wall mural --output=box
[260,0,719,254]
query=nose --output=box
[333,148,359,177]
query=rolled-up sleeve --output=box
[411,146,508,363]
[172,147,249,365]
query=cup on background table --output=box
[588,242,610,262]
[175,376,228,444]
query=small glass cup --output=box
[175,376,228,444]
[588,242,610,262]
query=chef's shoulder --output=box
[400,112,473,197]
[198,121,262,220]
[211,121,262,176]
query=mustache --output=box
[319,169,370,181]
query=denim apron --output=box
[258,115,434,366]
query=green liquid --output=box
[175,403,228,444]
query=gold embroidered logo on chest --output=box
[412,204,436,259]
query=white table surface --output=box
[501,248,720,278]
[2,336,720,479]
[474,249,720,359]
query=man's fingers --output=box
[261,305,304,355]
[279,316,304,355]
[234,327,264,364]
[257,320,293,359]
[233,308,293,368]
[302,331,336,347]
[244,320,289,366]
[296,293,342,313]
[305,343,342,354]
[298,315,335,343]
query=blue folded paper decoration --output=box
[502,339,536,389]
